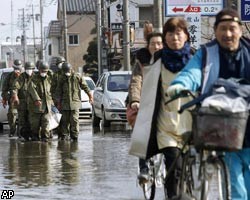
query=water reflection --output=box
[5,140,51,187]
[2,139,82,188]
[92,122,132,136]
[90,123,136,199]
[57,141,80,185]
[0,122,165,199]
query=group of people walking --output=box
[128,8,250,200]
[1,57,93,142]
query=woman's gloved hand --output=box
[166,84,186,98]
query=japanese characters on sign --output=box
[165,0,224,16]
[239,0,250,22]
[185,14,201,49]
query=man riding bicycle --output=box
[167,8,250,200]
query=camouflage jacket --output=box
[55,72,90,110]
[1,71,19,101]
[51,69,63,101]
[11,72,33,110]
[27,73,53,113]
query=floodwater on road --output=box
[0,120,165,200]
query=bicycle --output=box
[138,153,166,200]
[164,89,248,200]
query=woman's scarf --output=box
[161,42,191,73]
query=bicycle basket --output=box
[191,107,248,151]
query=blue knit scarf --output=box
[161,42,191,73]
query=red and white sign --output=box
[172,5,201,13]
[165,0,224,16]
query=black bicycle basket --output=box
[191,107,248,151]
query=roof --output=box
[47,20,62,38]
[58,0,96,14]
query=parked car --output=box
[92,71,132,127]
[0,68,14,129]
[79,76,96,119]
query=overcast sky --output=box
[0,0,57,43]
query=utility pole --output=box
[97,0,102,78]
[21,8,27,63]
[123,0,130,71]
[101,0,108,72]
[154,0,163,32]
[32,4,36,63]
[62,0,68,60]
[39,0,44,59]
[10,0,14,62]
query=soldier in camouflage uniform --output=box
[27,62,54,142]
[11,62,35,141]
[55,62,93,141]
[51,56,65,139]
[1,59,23,137]
[51,56,65,100]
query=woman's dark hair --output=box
[163,17,190,42]
[145,32,163,48]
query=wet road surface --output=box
[0,120,165,200]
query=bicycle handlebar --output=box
[165,90,210,114]
[165,90,196,105]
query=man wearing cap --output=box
[11,61,36,141]
[55,62,93,141]
[1,59,23,137]
[27,61,53,142]
[167,8,250,200]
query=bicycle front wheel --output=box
[142,180,156,200]
[201,156,231,200]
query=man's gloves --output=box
[166,84,186,98]
[131,102,140,110]
[11,94,19,106]
[34,100,42,106]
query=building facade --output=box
[45,0,96,72]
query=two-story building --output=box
[45,0,96,72]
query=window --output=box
[139,7,154,28]
[68,34,79,45]
[107,74,131,91]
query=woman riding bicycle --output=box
[130,17,195,198]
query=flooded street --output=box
[0,120,164,200]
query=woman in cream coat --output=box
[129,17,194,198]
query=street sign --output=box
[238,0,250,22]
[165,0,224,16]
[185,14,201,49]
